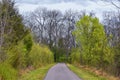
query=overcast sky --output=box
[15,0,118,21]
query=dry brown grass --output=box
[19,66,34,76]
[0,76,2,80]
[75,64,119,80]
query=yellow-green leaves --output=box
[7,42,27,69]
[72,15,113,67]
[29,44,54,68]
[0,63,18,80]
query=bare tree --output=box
[24,8,87,62]
[101,0,120,9]
[103,11,120,76]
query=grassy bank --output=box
[19,64,55,80]
[67,64,107,80]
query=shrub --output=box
[29,44,54,68]
[70,48,80,64]
[0,63,18,80]
[7,42,27,69]
[23,33,33,52]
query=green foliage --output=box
[72,15,113,68]
[7,42,27,69]
[0,0,28,64]
[5,33,33,69]
[70,48,80,64]
[0,0,26,48]
[0,63,18,80]
[51,46,66,62]
[23,33,33,66]
[23,33,33,52]
[0,0,55,79]
[114,44,120,75]
[29,44,54,68]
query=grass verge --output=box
[0,63,18,80]
[19,64,55,80]
[67,64,107,80]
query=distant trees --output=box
[103,11,120,76]
[24,8,80,62]
[100,0,120,76]
[24,7,100,63]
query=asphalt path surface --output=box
[44,63,81,80]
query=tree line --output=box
[24,8,94,62]
[24,2,120,77]
[0,0,120,79]
[0,0,53,80]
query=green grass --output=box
[19,64,55,80]
[0,63,18,80]
[67,64,107,80]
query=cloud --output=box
[16,0,117,21]
[16,3,39,13]
[15,0,40,4]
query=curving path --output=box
[44,63,81,80]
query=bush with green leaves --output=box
[29,44,54,68]
[70,48,80,64]
[23,33,33,52]
[7,42,27,69]
[6,33,33,69]
[0,63,18,80]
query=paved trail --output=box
[44,63,81,80]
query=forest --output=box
[0,0,120,80]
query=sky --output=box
[15,0,118,21]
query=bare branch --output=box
[111,1,120,9]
